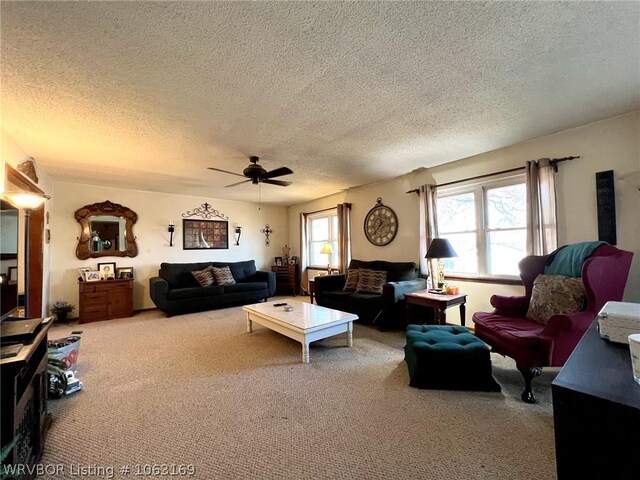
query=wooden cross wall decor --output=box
[261,224,274,246]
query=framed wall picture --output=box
[183,219,228,250]
[116,267,134,279]
[97,262,116,279]
[85,270,101,282]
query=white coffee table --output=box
[243,299,358,363]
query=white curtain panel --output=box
[337,203,352,273]
[419,184,438,278]
[299,212,309,293]
[526,158,558,255]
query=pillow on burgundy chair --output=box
[356,269,387,294]
[526,274,585,325]
[343,269,360,292]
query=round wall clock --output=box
[364,197,398,246]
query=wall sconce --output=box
[234,225,242,246]
[168,220,175,247]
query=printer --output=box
[597,301,640,344]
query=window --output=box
[436,175,526,277]
[307,209,339,268]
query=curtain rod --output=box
[405,156,579,194]
[304,206,340,216]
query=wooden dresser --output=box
[271,264,301,296]
[79,278,133,323]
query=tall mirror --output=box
[1,200,20,319]
[75,200,138,259]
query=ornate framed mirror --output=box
[75,200,138,259]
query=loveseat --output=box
[314,259,426,329]
[149,260,276,316]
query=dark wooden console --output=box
[271,264,300,296]
[1,320,52,477]
[552,320,640,479]
[79,278,133,323]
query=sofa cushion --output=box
[526,274,585,324]
[323,291,353,302]
[212,266,236,285]
[161,262,212,288]
[223,282,267,293]
[348,293,385,310]
[376,261,417,282]
[191,266,216,287]
[212,260,257,282]
[343,269,360,292]
[347,259,417,282]
[473,312,546,350]
[356,269,387,294]
[167,285,224,301]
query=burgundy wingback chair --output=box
[472,244,633,403]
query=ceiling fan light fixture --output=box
[209,155,294,188]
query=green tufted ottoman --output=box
[404,325,501,391]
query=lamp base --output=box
[437,259,445,289]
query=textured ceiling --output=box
[1,1,638,205]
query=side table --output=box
[404,290,467,326]
[308,279,316,304]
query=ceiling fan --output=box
[208,156,293,188]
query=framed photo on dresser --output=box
[97,262,116,280]
[116,267,134,279]
[85,270,101,282]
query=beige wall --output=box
[5,111,639,319]
[49,182,288,311]
[288,111,640,323]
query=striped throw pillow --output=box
[211,266,236,286]
[356,269,387,294]
[191,266,216,287]
[343,269,360,292]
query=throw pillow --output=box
[191,266,215,287]
[526,274,585,325]
[211,266,236,286]
[356,269,387,294]
[343,269,360,292]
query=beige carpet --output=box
[42,305,557,479]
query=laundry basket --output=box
[48,336,81,373]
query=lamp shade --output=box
[4,192,49,210]
[425,238,458,259]
[320,243,334,255]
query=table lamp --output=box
[320,242,334,272]
[425,238,458,288]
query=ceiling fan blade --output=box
[208,167,246,178]
[261,167,293,179]
[224,179,252,188]
[261,179,292,187]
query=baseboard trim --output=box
[133,307,158,314]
